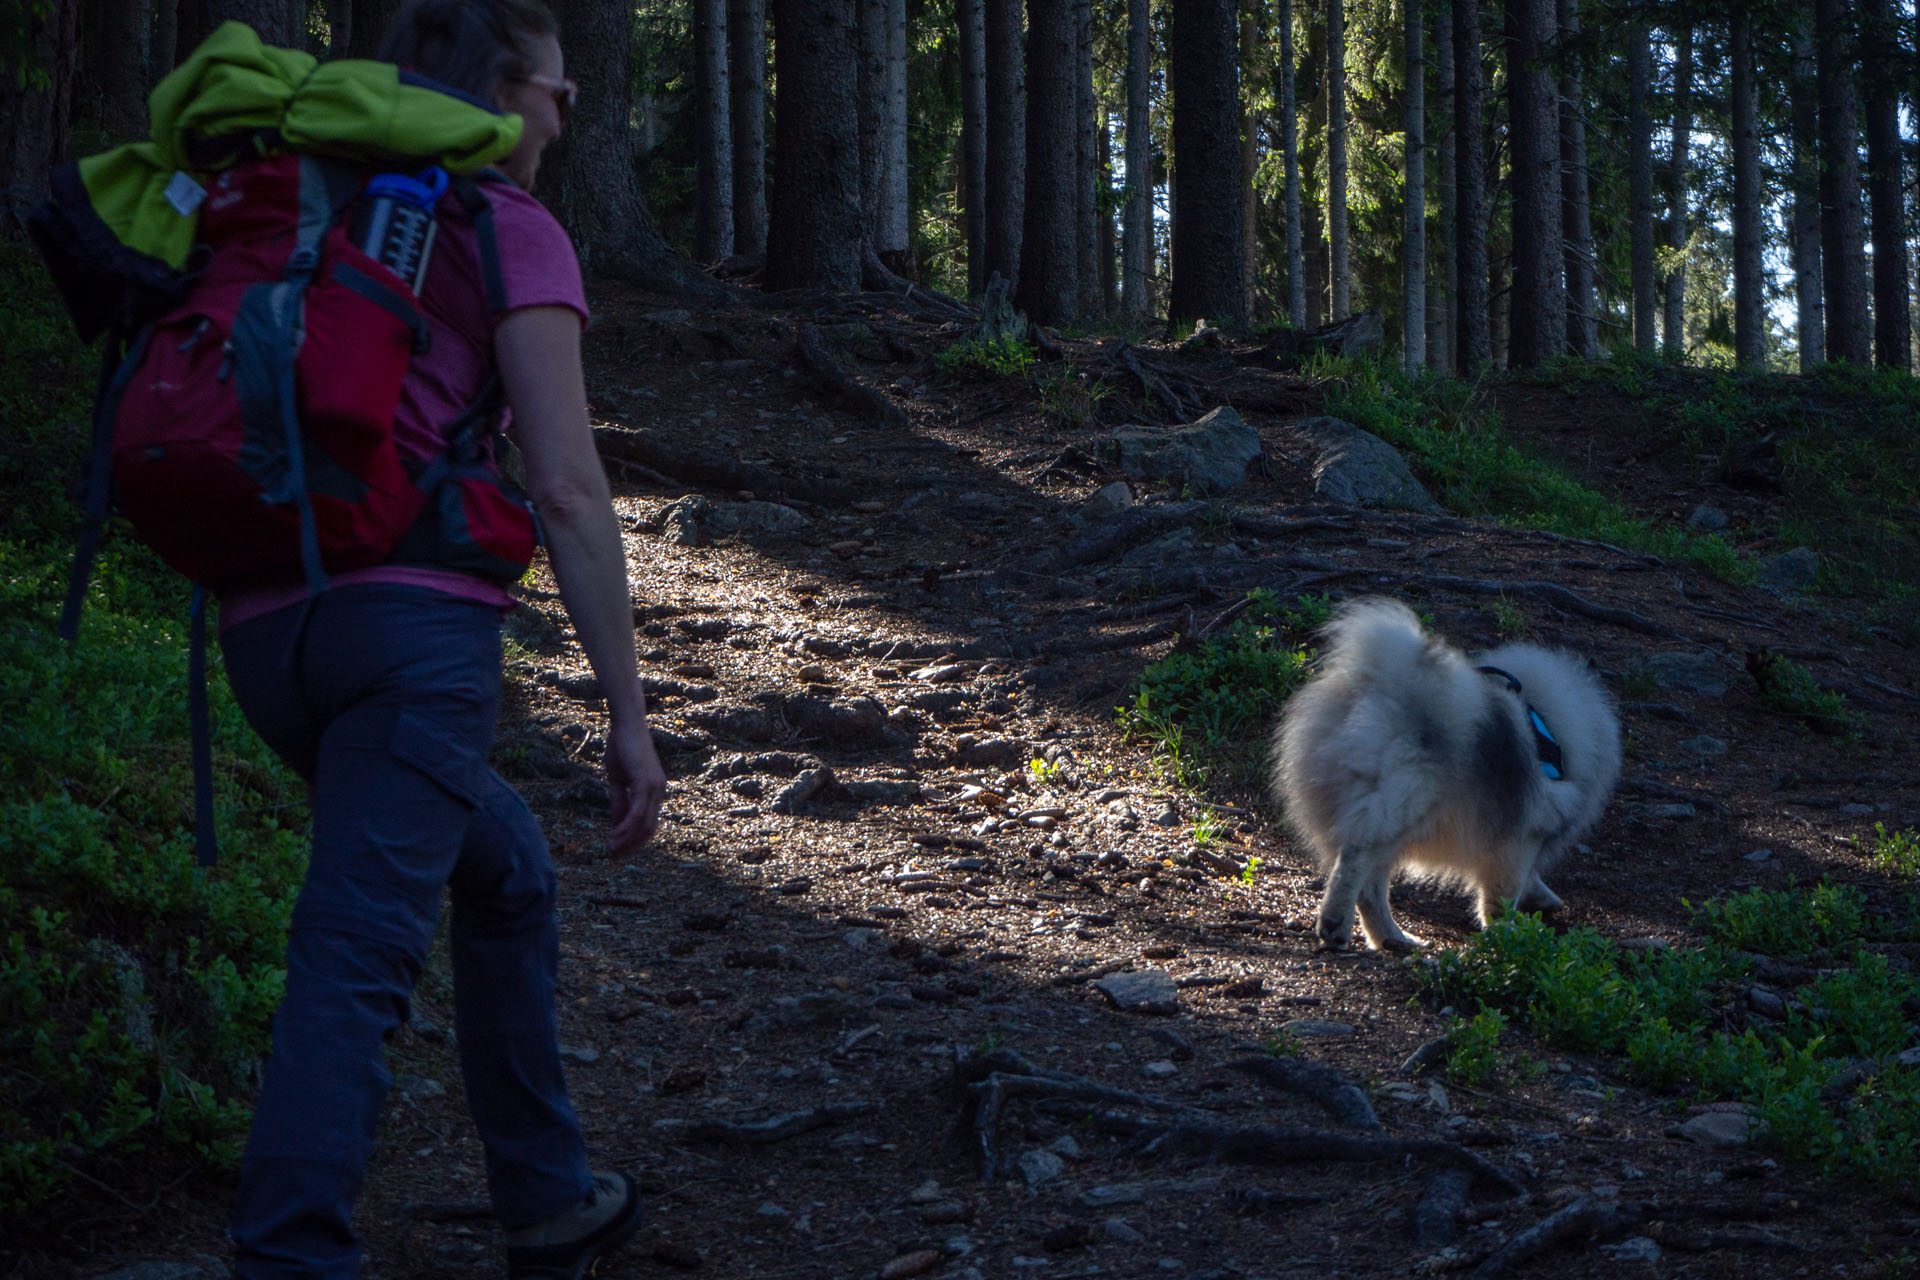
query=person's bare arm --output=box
[496,306,664,852]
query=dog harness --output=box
[1476,665,1565,780]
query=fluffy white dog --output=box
[1270,598,1621,950]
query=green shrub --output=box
[1443,1007,1507,1087]
[935,333,1037,379]
[1691,883,1868,960]
[1749,651,1856,738]
[1858,824,1920,878]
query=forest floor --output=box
[78,281,1920,1280]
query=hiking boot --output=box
[505,1171,643,1279]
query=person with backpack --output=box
[200,2,664,1275]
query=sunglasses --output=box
[518,73,577,124]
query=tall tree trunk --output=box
[1814,0,1870,364]
[885,0,908,261]
[1434,0,1455,368]
[1076,0,1101,316]
[330,0,353,59]
[1730,5,1763,368]
[1327,0,1350,320]
[1017,0,1079,323]
[729,0,769,258]
[695,0,733,264]
[1122,0,1150,319]
[1403,0,1426,372]
[347,0,402,59]
[1097,107,1118,311]
[543,0,717,296]
[858,0,888,248]
[1240,3,1259,321]
[1504,0,1562,368]
[1453,0,1489,372]
[1789,8,1823,368]
[1169,0,1245,328]
[1557,0,1594,357]
[958,0,989,295]
[1628,23,1656,353]
[152,0,180,81]
[1280,0,1306,327]
[983,0,1025,287]
[98,0,154,140]
[1861,0,1910,369]
[0,0,79,236]
[766,0,862,291]
[1661,23,1690,359]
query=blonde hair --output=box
[377,0,558,102]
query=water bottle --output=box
[352,166,450,294]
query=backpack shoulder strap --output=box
[449,172,508,312]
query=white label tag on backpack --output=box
[164,170,207,217]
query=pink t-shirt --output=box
[219,179,589,632]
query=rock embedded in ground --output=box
[770,766,835,813]
[1291,416,1442,513]
[1017,1148,1067,1188]
[1757,546,1820,593]
[1092,969,1179,1016]
[1644,650,1731,698]
[1103,406,1263,497]
[1676,1110,1755,1146]
[1281,1018,1357,1038]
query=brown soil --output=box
[77,285,1920,1279]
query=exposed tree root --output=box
[689,1100,875,1147]
[593,424,856,507]
[1413,1168,1474,1246]
[1227,1056,1382,1132]
[1107,342,1206,422]
[793,324,909,429]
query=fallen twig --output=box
[688,1100,875,1147]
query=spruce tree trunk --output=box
[1076,0,1102,317]
[1861,0,1910,369]
[1557,0,1594,357]
[885,0,909,262]
[1814,0,1870,364]
[1505,0,1563,368]
[1628,23,1656,353]
[1017,0,1080,324]
[0,0,78,235]
[1122,0,1150,320]
[1789,9,1824,368]
[1097,109,1118,310]
[1280,0,1306,327]
[983,0,1025,287]
[1434,0,1455,369]
[330,0,352,59]
[729,0,769,258]
[1241,4,1260,321]
[542,0,718,297]
[97,0,153,140]
[695,0,734,265]
[1452,0,1489,373]
[1661,24,1690,360]
[766,0,863,292]
[152,0,179,81]
[1730,6,1763,368]
[348,0,402,59]
[859,0,888,249]
[958,0,989,295]
[1327,0,1350,320]
[1403,0,1426,372]
[1169,0,1245,328]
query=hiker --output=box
[209,1,664,1274]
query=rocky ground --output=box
[78,283,1920,1280]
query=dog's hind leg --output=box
[1355,862,1424,951]
[1515,871,1564,914]
[1319,844,1390,950]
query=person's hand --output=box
[604,717,665,854]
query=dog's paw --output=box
[1316,916,1355,951]
[1372,929,1427,953]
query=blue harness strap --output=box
[1477,665,1566,781]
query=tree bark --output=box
[1504,0,1563,368]
[347,0,403,60]
[958,0,989,295]
[1076,0,1102,317]
[97,0,154,140]
[767,0,863,292]
[1730,6,1763,368]
[1860,0,1909,369]
[983,0,1026,288]
[1097,106,1117,311]
[1434,0,1455,368]
[1557,0,1594,357]
[151,0,179,82]
[1403,0,1426,372]
[695,0,734,264]
[1280,0,1305,327]
[859,0,887,248]
[1453,0,1489,373]
[542,0,718,297]
[1814,0,1869,364]
[1789,8,1823,368]
[0,0,79,237]
[1327,0,1350,320]
[1240,3,1259,321]
[1122,0,1150,320]
[885,0,908,261]
[1661,23,1690,360]
[1628,23,1656,353]
[1169,0,1245,328]
[1017,0,1080,324]
[729,0,769,258]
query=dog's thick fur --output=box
[1271,598,1621,950]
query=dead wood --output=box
[793,324,909,430]
[1227,1056,1383,1132]
[1108,342,1205,421]
[1412,1168,1474,1245]
[860,245,973,321]
[689,1100,875,1147]
[1366,572,1680,638]
[593,424,856,506]
[1470,1194,1622,1277]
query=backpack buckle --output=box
[284,246,319,277]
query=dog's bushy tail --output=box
[1317,598,1433,683]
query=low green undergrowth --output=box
[1116,589,1323,791]
[1420,885,1920,1199]
[935,332,1037,380]
[0,239,306,1237]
